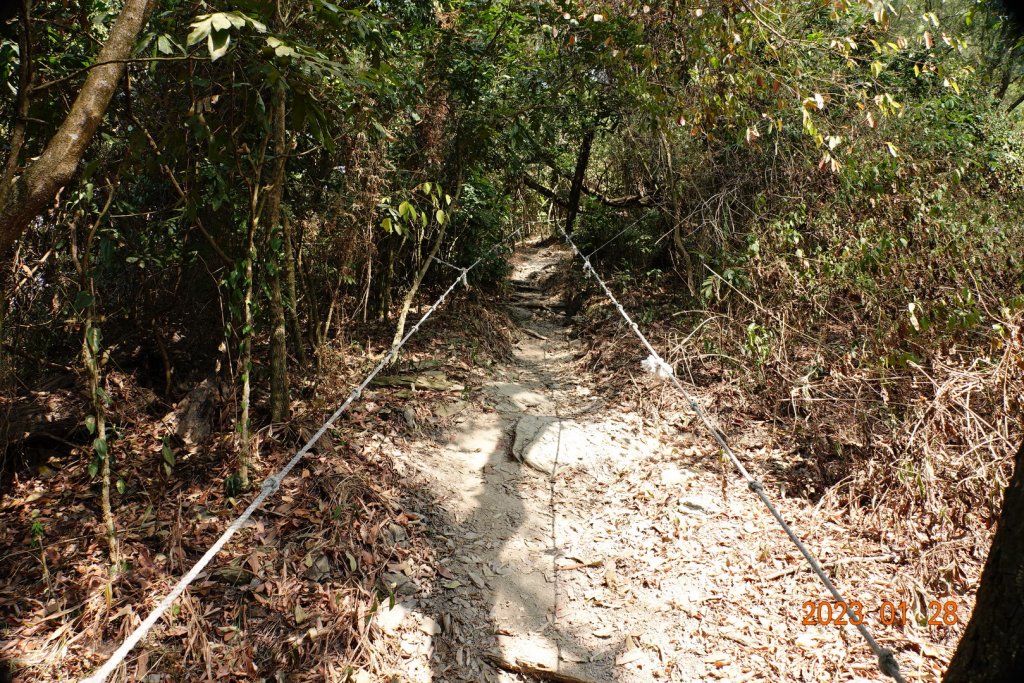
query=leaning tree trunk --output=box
[564,125,596,235]
[389,220,447,355]
[0,0,152,256]
[944,437,1024,683]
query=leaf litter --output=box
[0,241,971,682]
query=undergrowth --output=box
[569,110,1024,600]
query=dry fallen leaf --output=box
[704,652,731,667]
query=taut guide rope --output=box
[558,223,907,683]
[81,226,524,683]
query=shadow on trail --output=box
[384,242,634,681]
[419,361,619,681]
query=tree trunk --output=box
[944,438,1024,683]
[71,184,120,569]
[84,316,118,567]
[374,234,399,320]
[265,87,289,423]
[281,214,307,365]
[389,220,447,354]
[0,0,152,256]
[238,224,255,490]
[564,125,596,235]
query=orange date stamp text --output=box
[801,599,959,627]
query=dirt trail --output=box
[374,240,907,682]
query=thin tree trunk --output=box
[265,87,289,423]
[375,234,399,320]
[85,319,117,566]
[235,124,270,491]
[390,221,447,354]
[322,266,345,349]
[297,235,325,352]
[238,221,256,490]
[1,0,32,208]
[564,125,596,235]
[71,183,119,568]
[661,130,696,296]
[944,438,1024,683]
[281,214,307,365]
[0,0,152,255]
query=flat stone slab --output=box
[512,415,631,475]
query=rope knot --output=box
[261,475,281,495]
[459,268,469,288]
[641,354,674,381]
[748,480,764,493]
[349,388,362,402]
[878,649,902,680]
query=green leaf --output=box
[156,35,175,55]
[435,209,446,225]
[208,30,231,61]
[88,458,100,478]
[246,15,267,32]
[85,415,96,435]
[398,201,412,219]
[381,217,393,233]
[93,437,108,459]
[421,182,432,195]
[162,441,175,467]
[186,17,212,47]
[116,479,126,495]
[224,13,247,29]
[210,13,232,31]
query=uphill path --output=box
[370,239,919,682]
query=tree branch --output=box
[523,175,569,209]
[0,0,153,258]
[524,173,658,210]
[30,55,203,93]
